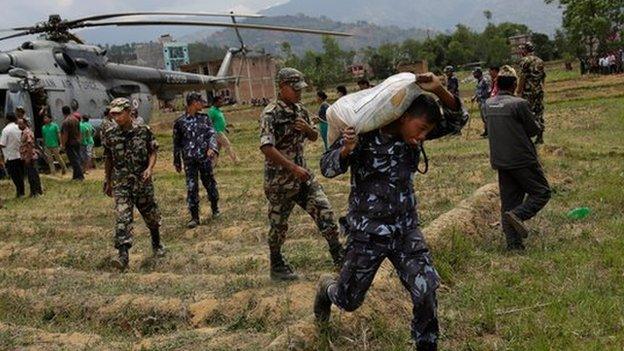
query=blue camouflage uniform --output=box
[173,112,220,217]
[475,76,491,135]
[320,96,466,347]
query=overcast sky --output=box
[1,0,285,49]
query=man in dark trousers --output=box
[173,93,220,228]
[484,65,551,251]
[314,73,467,351]
[61,105,84,180]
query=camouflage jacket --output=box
[259,99,316,196]
[173,112,218,167]
[99,118,117,146]
[320,99,466,236]
[519,55,546,101]
[103,123,158,184]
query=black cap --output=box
[186,92,207,105]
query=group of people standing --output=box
[443,42,546,144]
[0,102,97,202]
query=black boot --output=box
[327,238,345,269]
[415,342,438,351]
[314,274,335,324]
[187,208,200,228]
[211,201,220,218]
[150,228,166,257]
[112,244,130,271]
[270,251,298,281]
[503,211,529,239]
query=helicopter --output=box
[0,12,351,139]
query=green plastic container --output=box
[567,207,591,220]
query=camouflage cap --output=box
[109,97,131,113]
[444,65,454,73]
[520,41,535,52]
[498,65,518,79]
[276,67,308,90]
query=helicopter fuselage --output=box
[0,40,230,137]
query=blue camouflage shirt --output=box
[173,112,219,166]
[475,77,491,106]
[320,98,466,236]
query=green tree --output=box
[545,0,624,56]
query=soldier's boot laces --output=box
[270,252,298,281]
[314,274,335,324]
[150,229,166,258]
[328,241,345,269]
[113,245,130,271]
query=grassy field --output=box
[1,66,623,350]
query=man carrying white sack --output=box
[315,72,467,351]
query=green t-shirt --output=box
[80,121,94,146]
[41,122,60,148]
[207,106,227,133]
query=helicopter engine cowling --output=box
[0,53,12,73]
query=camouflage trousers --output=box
[526,94,545,133]
[327,227,440,345]
[184,158,219,214]
[113,179,161,249]
[265,179,339,253]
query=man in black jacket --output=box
[484,65,551,251]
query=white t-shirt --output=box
[0,122,22,161]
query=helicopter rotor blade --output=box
[230,16,246,49]
[65,11,264,26]
[77,20,353,37]
[0,30,35,42]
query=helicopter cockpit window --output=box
[53,51,76,74]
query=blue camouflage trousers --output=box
[113,179,161,249]
[184,158,219,214]
[328,227,440,345]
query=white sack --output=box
[326,72,426,145]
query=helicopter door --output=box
[5,90,33,124]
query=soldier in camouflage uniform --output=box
[516,42,546,144]
[260,68,344,281]
[103,98,165,271]
[314,73,467,351]
[173,93,220,228]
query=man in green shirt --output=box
[208,96,239,164]
[80,115,95,171]
[41,114,67,175]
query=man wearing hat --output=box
[444,66,460,97]
[103,98,165,271]
[173,92,220,228]
[259,67,344,280]
[516,42,546,144]
[483,65,551,251]
[471,67,491,137]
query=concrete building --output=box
[135,42,165,69]
[181,53,277,105]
